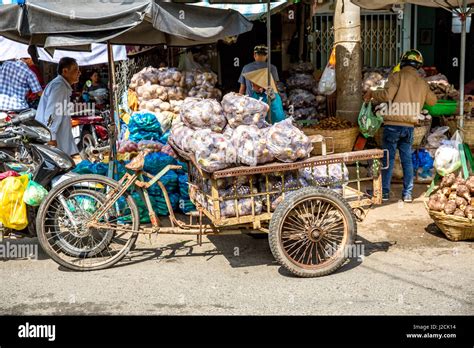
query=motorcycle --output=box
[0,109,76,238]
[71,108,110,163]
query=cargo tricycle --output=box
[35,137,384,277]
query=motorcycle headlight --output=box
[30,126,51,143]
[39,146,75,170]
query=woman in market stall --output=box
[82,70,108,105]
[243,68,286,124]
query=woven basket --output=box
[374,120,432,149]
[443,116,474,151]
[424,201,474,241]
[303,126,359,155]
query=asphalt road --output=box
[1,184,473,315]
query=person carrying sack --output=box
[364,49,437,203]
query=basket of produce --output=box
[302,117,359,155]
[442,115,474,151]
[424,173,474,241]
[423,100,458,116]
[375,118,432,149]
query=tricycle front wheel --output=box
[269,187,357,278]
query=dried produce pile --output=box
[170,94,313,172]
[361,67,391,92]
[185,70,222,99]
[427,173,474,219]
[180,97,227,132]
[130,67,186,121]
[129,66,222,119]
[312,117,355,130]
[426,79,460,100]
[221,92,269,128]
[283,62,327,121]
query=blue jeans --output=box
[382,125,414,197]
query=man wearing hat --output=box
[238,45,279,96]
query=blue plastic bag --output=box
[143,152,176,175]
[129,130,162,143]
[158,130,170,145]
[412,149,435,179]
[128,111,162,134]
[176,160,188,174]
[177,173,195,213]
[151,192,180,216]
[73,160,108,176]
[145,170,179,197]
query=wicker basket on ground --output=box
[424,201,474,241]
[442,116,474,151]
[303,126,359,155]
[374,119,432,149]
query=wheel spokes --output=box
[280,197,348,269]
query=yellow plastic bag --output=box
[0,174,29,230]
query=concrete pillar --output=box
[334,0,362,124]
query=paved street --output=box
[1,184,473,315]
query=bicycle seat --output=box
[125,150,149,171]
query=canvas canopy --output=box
[0,0,253,50]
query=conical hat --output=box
[243,68,278,92]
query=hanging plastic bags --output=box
[358,102,383,138]
[0,174,29,230]
[318,48,337,95]
[23,179,48,207]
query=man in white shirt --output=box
[35,57,81,156]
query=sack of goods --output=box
[266,118,313,162]
[194,131,236,172]
[255,127,275,164]
[180,97,227,132]
[130,66,184,90]
[288,89,317,108]
[128,111,163,142]
[170,122,195,153]
[289,62,314,75]
[221,92,269,128]
[231,125,261,166]
[286,74,316,91]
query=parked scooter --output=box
[0,109,76,237]
[71,108,110,162]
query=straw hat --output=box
[243,68,278,93]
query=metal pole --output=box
[413,5,418,49]
[107,41,118,178]
[266,0,272,124]
[458,0,468,129]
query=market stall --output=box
[352,0,474,241]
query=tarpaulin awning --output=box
[0,0,253,50]
[192,1,289,21]
[0,36,127,64]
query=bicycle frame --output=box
[84,164,222,237]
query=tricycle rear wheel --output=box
[269,187,356,278]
